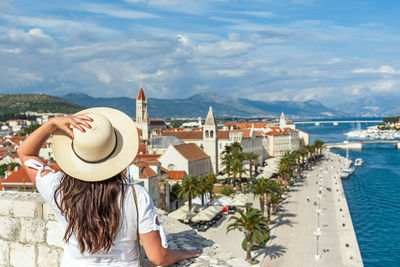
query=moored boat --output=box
[354,158,363,166]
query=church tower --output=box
[279,112,287,129]
[136,85,150,140]
[203,106,218,174]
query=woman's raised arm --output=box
[17,115,92,182]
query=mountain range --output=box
[334,96,400,117]
[62,92,348,118]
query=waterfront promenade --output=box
[261,152,363,267]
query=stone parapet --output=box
[0,192,63,267]
[0,192,251,267]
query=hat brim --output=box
[52,107,139,182]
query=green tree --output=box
[177,175,200,211]
[227,206,270,263]
[246,152,259,183]
[221,186,234,196]
[264,179,282,223]
[250,177,268,216]
[198,176,210,206]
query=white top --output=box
[25,159,167,267]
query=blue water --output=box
[297,122,400,267]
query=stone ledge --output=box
[0,192,252,267]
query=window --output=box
[205,130,209,138]
[210,130,214,138]
[168,164,175,170]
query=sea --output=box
[297,119,400,267]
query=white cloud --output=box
[215,69,246,77]
[240,11,276,18]
[76,3,158,19]
[1,48,21,54]
[352,65,399,74]
[327,58,343,64]
[369,80,398,92]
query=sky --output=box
[1,0,400,106]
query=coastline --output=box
[260,151,363,267]
[330,152,363,266]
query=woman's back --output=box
[35,166,157,267]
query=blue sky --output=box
[1,0,400,106]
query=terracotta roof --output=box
[218,131,230,140]
[162,131,203,140]
[1,167,35,188]
[134,162,157,179]
[137,86,146,101]
[9,136,26,145]
[138,142,147,154]
[265,128,291,136]
[235,123,268,129]
[167,170,186,180]
[174,143,210,162]
[136,154,161,160]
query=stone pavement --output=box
[260,152,363,267]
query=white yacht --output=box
[341,171,350,179]
[354,158,363,166]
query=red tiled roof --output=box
[1,167,35,188]
[174,143,210,162]
[218,131,230,139]
[9,136,26,144]
[167,170,186,180]
[162,131,203,140]
[134,162,157,178]
[137,86,146,101]
[136,154,161,160]
[265,127,291,136]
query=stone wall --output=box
[0,192,63,267]
[0,192,253,267]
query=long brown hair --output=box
[54,172,127,254]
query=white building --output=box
[159,143,213,177]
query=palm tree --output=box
[231,158,241,190]
[314,139,324,157]
[227,206,270,263]
[250,177,268,216]
[177,175,200,211]
[198,175,210,206]
[221,144,233,179]
[264,179,282,223]
[246,152,259,183]
[206,172,216,200]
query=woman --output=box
[18,107,199,267]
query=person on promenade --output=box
[18,107,199,267]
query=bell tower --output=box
[136,85,150,140]
[203,106,218,174]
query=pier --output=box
[294,120,381,126]
[326,140,400,149]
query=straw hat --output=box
[52,107,139,182]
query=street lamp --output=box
[314,228,322,260]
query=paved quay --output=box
[261,152,363,267]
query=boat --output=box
[344,167,355,174]
[341,171,350,179]
[354,158,363,166]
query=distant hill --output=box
[0,94,84,115]
[62,92,348,118]
[334,96,400,117]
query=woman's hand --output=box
[49,114,93,139]
[176,248,200,261]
